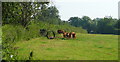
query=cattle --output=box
[70,32,76,38]
[57,30,76,38]
[63,32,69,38]
[57,30,64,34]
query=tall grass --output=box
[0,27,2,44]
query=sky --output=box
[52,0,119,21]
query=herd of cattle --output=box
[57,30,76,38]
[40,29,76,39]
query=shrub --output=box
[2,21,87,44]
[27,22,41,38]
[2,25,18,43]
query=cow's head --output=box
[57,30,64,34]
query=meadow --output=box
[0,27,1,44]
[13,33,118,60]
[2,2,119,61]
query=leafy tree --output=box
[114,19,120,29]
[90,19,98,33]
[68,16,94,33]
[68,17,81,27]
[68,16,118,34]
[81,16,94,33]
[97,17,116,34]
[36,6,61,24]
[2,2,49,27]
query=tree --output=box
[97,17,116,34]
[114,19,120,29]
[68,17,81,27]
[81,16,93,33]
[90,19,98,33]
[36,6,61,24]
[68,16,94,33]
[2,2,49,27]
[114,19,120,35]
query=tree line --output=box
[68,16,119,35]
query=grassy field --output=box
[0,27,1,44]
[14,33,118,60]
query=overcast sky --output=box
[53,0,119,21]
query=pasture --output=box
[0,27,1,44]
[14,33,118,60]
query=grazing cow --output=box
[57,30,76,38]
[70,32,76,38]
[63,32,69,38]
[68,32,72,38]
[57,30,64,34]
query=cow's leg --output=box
[69,33,72,38]
[71,32,76,38]
[63,32,67,38]
[72,34,76,38]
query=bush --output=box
[2,21,87,43]
[27,22,41,38]
[3,25,18,43]
[2,24,25,60]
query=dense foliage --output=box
[2,2,61,26]
[68,16,119,34]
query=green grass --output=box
[0,27,1,44]
[14,33,118,60]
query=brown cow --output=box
[70,32,76,38]
[63,32,69,38]
[57,30,76,38]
